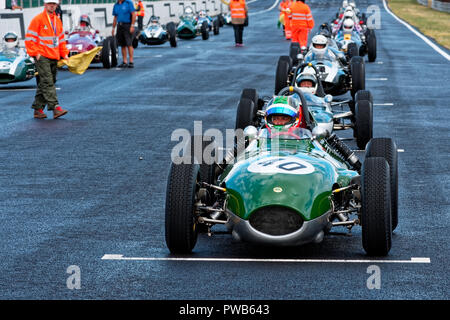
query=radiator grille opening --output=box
[249,206,303,236]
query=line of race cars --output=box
[0,7,228,84]
[165,1,399,257]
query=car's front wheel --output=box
[361,157,392,256]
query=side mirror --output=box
[312,126,330,140]
[243,125,258,143]
[324,94,333,103]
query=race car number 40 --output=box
[247,156,315,175]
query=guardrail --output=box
[417,0,450,13]
[0,0,227,40]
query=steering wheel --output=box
[277,86,312,129]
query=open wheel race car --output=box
[137,16,177,48]
[65,16,118,69]
[0,46,36,84]
[176,7,220,40]
[165,86,399,256]
[0,32,36,84]
[278,61,373,150]
[275,44,365,98]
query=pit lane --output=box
[0,0,448,299]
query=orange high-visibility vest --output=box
[25,10,68,60]
[230,0,246,19]
[136,1,145,17]
[290,1,314,29]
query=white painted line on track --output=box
[382,0,450,61]
[367,78,388,81]
[373,103,394,106]
[249,0,280,15]
[0,87,60,91]
[398,149,405,152]
[101,254,431,264]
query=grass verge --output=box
[387,0,450,49]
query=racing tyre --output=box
[275,57,291,95]
[240,88,260,110]
[354,100,373,150]
[213,19,220,35]
[165,162,200,254]
[201,21,209,40]
[367,29,377,62]
[365,138,398,231]
[101,37,112,69]
[347,42,358,59]
[350,56,365,97]
[289,42,300,65]
[235,98,256,130]
[355,90,373,105]
[107,36,118,67]
[132,33,139,49]
[361,157,392,256]
[218,14,225,27]
[167,22,177,47]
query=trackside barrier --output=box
[416,0,450,13]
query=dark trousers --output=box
[33,56,58,110]
[233,24,244,44]
[137,16,143,30]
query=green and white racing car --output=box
[0,32,36,84]
[165,86,398,256]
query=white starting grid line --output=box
[0,87,61,91]
[101,254,430,264]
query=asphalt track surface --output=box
[0,0,448,299]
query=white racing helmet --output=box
[199,10,206,18]
[349,1,356,9]
[311,34,328,59]
[184,7,194,17]
[342,0,348,8]
[296,68,318,95]
[343,9,354,19]
[4,32,18,49]
[343,18,355,33]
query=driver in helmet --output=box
[295,70,318,95]
[263,96,309,140]
[198,10,207,19]
[149,15,159,25]
[184,7,194,19]
[305,34,347,65]
[77,14,97,36]
[2,32,19,51]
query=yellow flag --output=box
[58,46,103,75]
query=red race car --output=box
[65,14,118,69]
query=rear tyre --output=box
[289,42,300,65]
[367,29,377,62]
[165,163,200,254]
[361,157,392,256]
[201,21,209,40]
[213,19,220,35]
[275,56,291,95]
[354,100,373,150]
[355,90,373,105]
[350,56,365,97]
[167,22,177,47]
[107,36,118,67]
[235,98,256,130]
[101,37,112,69]
[347,42,358,59]
[365,138,398,231]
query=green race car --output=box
[0,46,36,84]
[165,87,398,256]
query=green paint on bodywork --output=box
[222,137,358,221]
[0,49,35,84]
